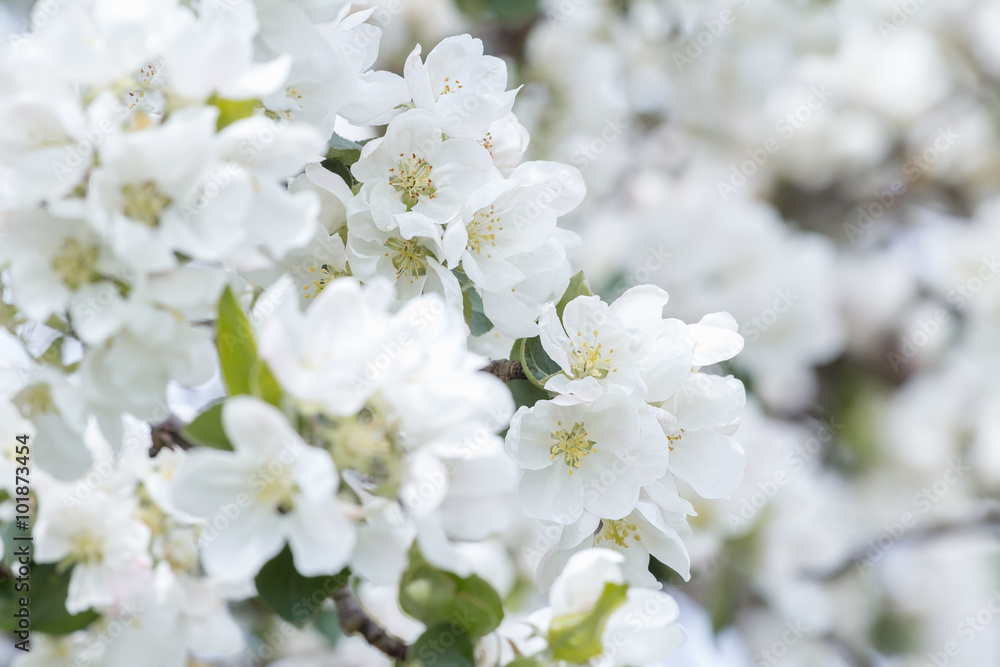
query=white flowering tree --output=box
[0,1,747,665]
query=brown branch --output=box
[482,359,526,383]
[333,583,409,662]
[822,632,875,667]
[807,509,1000,581]
[149,415,194,456]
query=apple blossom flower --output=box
[172,395,357,580]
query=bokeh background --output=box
[3,0,1000,665]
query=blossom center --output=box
[51,238,100,290]
[121,181,171,227]
[667,428,684,452]
[255,469,299,514]
[125,61,161,110]
[302,264,341,300]
[14,383,56,418]
[326,412,399,492]
[440,76,464,96]
[68,532,104,564]
[550,421,597,474]
[479,132,494,153]
[388,153,435,209]
[595,519,642,548]
[467,205,501,257]
[569,332,613,380]
[385,237,429,283]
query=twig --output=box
[822,632,875,667]
[149,415,195,455]
[808,509,1000,581]
[333,583,409,662]
[482,359,526,383]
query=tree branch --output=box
[333,583,409,662]
[807,509,1000,581]
[482,359,526,383]
[149,415,195,456]
[822,632,875,667]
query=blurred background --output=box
[363,0,1000,665]
[3,0,1000,665]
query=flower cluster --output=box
[0,1,747,665]
[507,287,746,588]
[276,33,586,339]
[172,278,516,584]
[498,549,686,666]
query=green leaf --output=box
[555,271,594,320]
[37,335,65,368]
[321,158,358,190]
[216,286,258,396]
[455,267,494,336]
[209,95,259,131]
[408,624,477,667]
[462,287,494,336]
[327,132,364,162]
[507,378,549,411]
[0,520,29,570]
[870,607,918,656]
[43,313,68,333]
[514,337,562,389]
[182,402,232,451]
[505,660,547,667]
[255,545,350,628]
[250,360,283,408]
[547,582,628,663]
[325,134,374,184]
[399,546,503,641]
[312,607,343,645]
[456,0,538,25]
[0,561,99,635]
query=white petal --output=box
[673,374,745,431]
[605,589,684,664]
[172,450,255,518]
[222,396,307,460]
[286,499,356,576]
[549,548,625,616]
[688,312,744,366]
[519,467,585,524]
[201,507,285,581]
[670,431,745,499]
